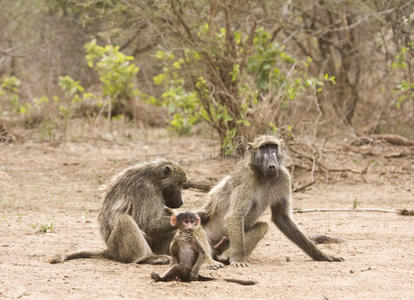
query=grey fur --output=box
[200,135,343,267]
[50,159,187,264]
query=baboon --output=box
[199,135,344,267]
[151,212,256,285]
[50,159,222,268]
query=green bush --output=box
[154,26,334,154]
[85,39,139,117]
[392,42,414,108]
[0,76,22,113]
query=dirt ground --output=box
[1,124,413,299]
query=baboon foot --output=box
[204,258,224,270]
[137,254,171,265]
[220,250,250,267]
[216,250,230,263]
[48,255,62,264]
[229,260,250,268]
[150,272,162,282]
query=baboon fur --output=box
[50,158,223,268]
[200,135,343,267]
[51,159,186,264]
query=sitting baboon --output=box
[50,159,221,267]
[199,135,343,267]
[151,212,256,285]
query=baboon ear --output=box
[195,214,201,226]
[170,214,177,226]
[163,165,171,176]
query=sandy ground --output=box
[1,126,413,299]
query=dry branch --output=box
[371,134,414,146]
[343,144,413,158]
[292,181,316,193]
[294,208,414,216]
[184,180,317,193]
[183,181,212,192]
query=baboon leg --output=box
[218,222,268,263]
[244,221,269,257]
[106,214,169,264]
[152,265,189,282]
[194,226,224,270]
[190,252,205,280]
[135,254,171,265]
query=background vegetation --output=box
[0,0,413,152]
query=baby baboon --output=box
[51,159,186,265]
[199,135,343,267]
[151,212,256,285]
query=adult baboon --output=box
[199,135,343,267]
[50,159,210,265]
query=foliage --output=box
[31,221,54,233]
[58,75,89,138]
[154,25,334,153]
[85,39,140,117]
[392,42,414,109]
[0,76,22,113]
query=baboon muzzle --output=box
[264,153,279,177]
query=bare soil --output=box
[1,124,413,299]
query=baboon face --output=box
[251,142,280,178]
[170,212,200,231]
[160,164,187,209]
[162,184,183,208]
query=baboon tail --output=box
[49,250,105,264]
[223,278,257,285]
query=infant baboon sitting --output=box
[151,212,256,285]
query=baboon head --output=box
[170,212,200,231]
[158,160,187,209]
[248,135,284,178]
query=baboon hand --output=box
[330,255,345,262]
[315,254,344,262]
[190,271,198,281]
[205,259,224,270]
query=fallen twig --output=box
[293,181,316,192]
[343,144,413,158]
[294,208,414,216]
[184,180,317,193]
[183,181,213,192]
[371,134,414,146]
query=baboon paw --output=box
[190,273,198,281]
[205,260,224,270]
[317,254,344,262]
[48,256,61,264]
[152,255,171,265]
[150,272,161,281]
[331,256,345,262]
[230,261,250,268]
